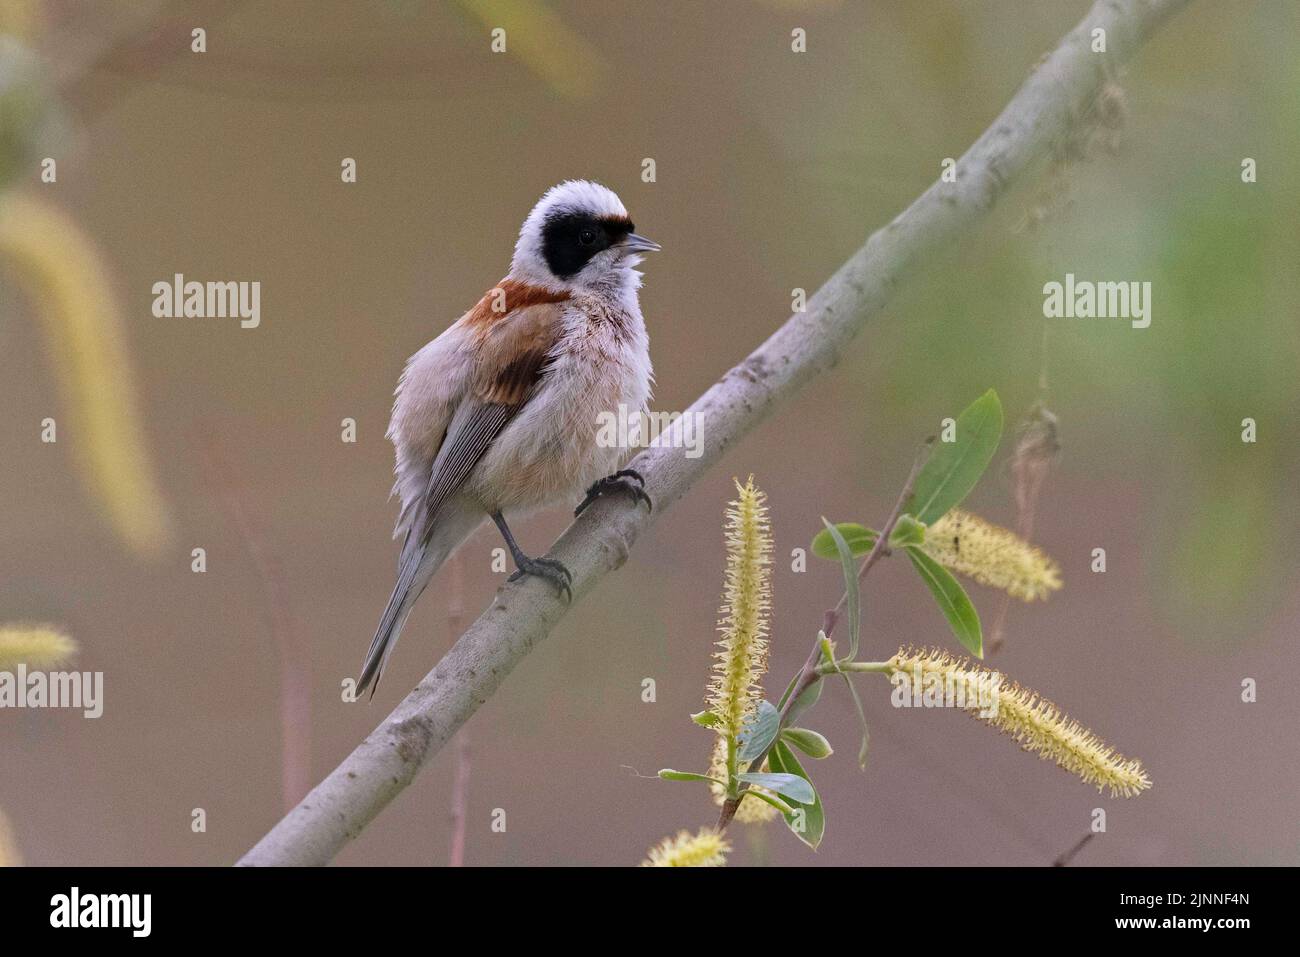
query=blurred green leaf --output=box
[738,700,780,763]
[769,741,825,850]
[890,514,927,546]
[782,727,833,759]
[736,771,814,805]
[811,516,925,561]
[821,517,861,658]
[658,769,722,785]
[910,389,1003,524]
[812,523,875,559]
[818,631,835,664]
[840,673,870,770]
[690,710,720,729]
[779,673,824,726]
[905,545,983,658]
[776,670,800,709]
[0,38,56,192]
[742,789,794,816]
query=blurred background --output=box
[1,0,1297,866]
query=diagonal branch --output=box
[238,0,1193,866]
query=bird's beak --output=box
[620,233,661,255]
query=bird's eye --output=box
[578,227,598,246]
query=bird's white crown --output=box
[510,180,632,290]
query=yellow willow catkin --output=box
[707,737,779,824]
[707,476,773,739]
[0,193,172,557]
[922,509,1062,601]
[640,828,730,867]
[888,647,1151,797]
[0,623,76,671]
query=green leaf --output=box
[890,514,927,546]
[774,660,826,722]
[690,710,721,729]
[741,789,793,816]
[776,670,800,709]
[782,727,833,759]
[820,517,861,658]
[818,631,836,664]
[811,519,925,560]
[790,679,824,722]
[811,523,876,559]
[910,389,1003,524]
[841,674,870,769]
[737,700,780,763]
[736,771,815,805]
[769,741,825,850]
[905,545,983,658]
[657,769,723,785]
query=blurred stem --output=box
[725,734,739,800]
[444,552,469,868]
[820,661,893,675]
[1053,831,1095,867]
[820,445,929,643]
[196,425,309,812]
[745,823,772,867]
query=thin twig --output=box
[1053,831,1095,867]
[990,400,1060,653]
[196,425,310,813]
[822,443,931,642]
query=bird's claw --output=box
[574,469,652,517]
[508,555,573,601]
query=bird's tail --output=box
[356,503,484,698]
[356,562,422,698]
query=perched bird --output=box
[357,181,659,696]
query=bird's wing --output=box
[405,295,566,549]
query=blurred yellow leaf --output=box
[453,0,607,99]
[0,0,41,43]
[0,193,173,556]
[0,622,77,670]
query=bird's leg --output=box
[574,468,652,517]
[490,511,572,601]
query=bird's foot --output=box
[574,469,652,517]
[508,554,573,601]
